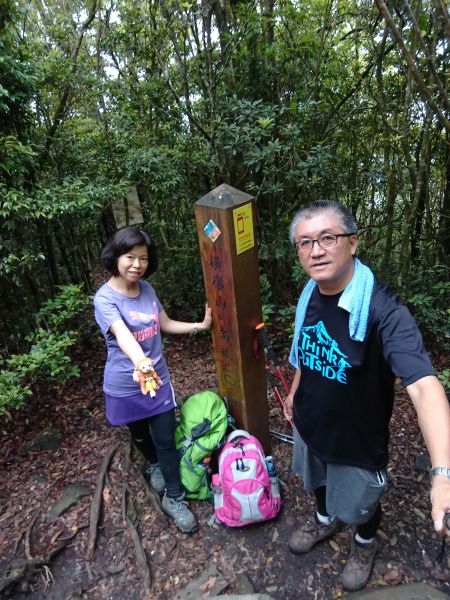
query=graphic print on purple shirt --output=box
[130,304,160,342]
[94,280,170,397]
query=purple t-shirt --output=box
[94,280,170,398]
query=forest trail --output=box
[1,333,449,600]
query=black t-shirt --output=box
[293,280,434,470]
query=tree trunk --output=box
[439,130,450,265]
[375,30,398,281]
[398,112,432,289]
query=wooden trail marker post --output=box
[194,183,270,450]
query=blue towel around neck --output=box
[288,258,374,368]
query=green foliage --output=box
[152,245,205,320]
[0,250,45,280]
[291,262,309,289]
[0,178,114,227]
[215,98,333,201]
[438,369,450,392]
[260,272,274,323]
[407,265,450,353]
[262,303,275,323]
[277,304,296,347]
[1,0,449,386]
[260,272,272,304]
[0,136,37,181]
[0,285,89,416]
[0,1,40,181]
[35,284,90,328]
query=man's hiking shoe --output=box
[145,464,165,494]
[162,492,197,533]
[288,514,340,554]
[342,537,377,591]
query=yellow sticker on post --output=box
[233,203,255,255]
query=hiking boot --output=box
[288,514,340,554]
[144,464,165,494]
[342,537,378,591]
[162,492,197,533]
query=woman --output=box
[94,227,212,533]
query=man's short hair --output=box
[289,200,358,245]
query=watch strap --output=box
[430,467,450,481]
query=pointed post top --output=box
[195,183,254,209]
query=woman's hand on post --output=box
[200,304,212,331]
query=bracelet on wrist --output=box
[191,324,199,335]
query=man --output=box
[285,200,450,591]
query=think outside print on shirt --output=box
[298,320,351,384]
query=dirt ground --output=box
[1,330,449,600]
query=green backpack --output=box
[175,390,228,500]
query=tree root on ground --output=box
[6,441,165,595]
[13,482,58,558]
[85,443,120,561]
[132,462,166,518]
[122,483,152,592]
[121,440,165,517]
[0,541,70,596]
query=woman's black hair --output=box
[101,227,158,277]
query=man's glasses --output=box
[294,233,356,254]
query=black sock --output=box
[314,485,329,517]
[356,504,382,540]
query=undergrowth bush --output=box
[152,245,205,320]
[0,284,90,417]
[407,265,450,355]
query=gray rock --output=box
[208,596,274,600]
[25,428,62,451]
[347,582,449,599]
[234,573,255,594]
[172,564,229,599]
[171,564,274,600]
[46,484,91,522]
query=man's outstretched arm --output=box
[407,375,450,535]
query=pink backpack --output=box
[211,429,281,527]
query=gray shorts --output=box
[293,427,388,525]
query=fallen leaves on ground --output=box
[0,321,449,599]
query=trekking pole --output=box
[254,322,294,428]
[269,430,294,444]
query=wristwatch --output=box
[430,467,450,481]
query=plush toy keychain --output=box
[136,357,162,397]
